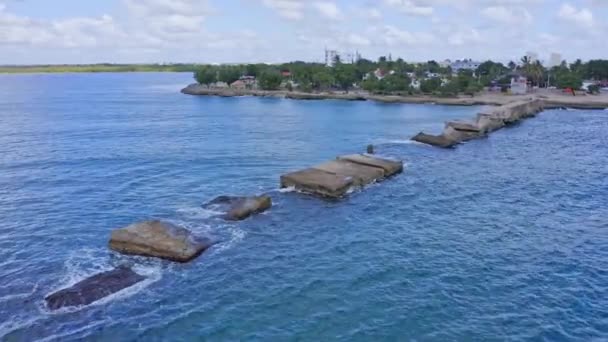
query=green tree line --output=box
[194,56,608,95]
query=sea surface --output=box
[0,72,607,341]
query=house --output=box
[410,79,421,89]
[510,75,528,94]
[450,59,481,73]
[231,75,256,89]
[230,80,247,90]
[281,71,292,78]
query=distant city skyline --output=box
[0,0,607,65]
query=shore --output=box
[181,83,608,110]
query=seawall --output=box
[181,83,608,109]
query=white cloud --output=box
[262,0,305,20]
[557,3,594,29]
[481,6,532,24]
[372,25,436,45]
[384,0,434,16]
[312,2,342,20]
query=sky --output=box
[0,0,607,65]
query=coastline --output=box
[181,83,608,110]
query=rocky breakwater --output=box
[203,195,272,221]
[45,267,145,311]
[280,154,403,198]
[109,220,214,262]
[181,83,283,98]
[412,99,544,148]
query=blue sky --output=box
[1,0,607,65]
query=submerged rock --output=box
[204,195,272,221]
[109,220,213,262]
[45,267,145,311]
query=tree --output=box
[361,74,380,93]
[382,73,410,93]
[312,71,334,90]
[194,66,216,86]
[420,78,442,93]
[333,63,357,91]
[258,70,283,90]
[555,72,582,90]
[217,66,241,84]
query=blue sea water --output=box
[0,72,607,341]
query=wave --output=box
[40,248,163,315]
[375,138,424,146]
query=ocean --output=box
[0,72,606,341]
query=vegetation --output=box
[190,56,608,95]
[5,56,607,96]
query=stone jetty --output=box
[412,99,544,148]
[203,195,272,221]
[45,267,145,311]
[280,154,403,198]
[109,220,214,262]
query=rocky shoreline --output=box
[181,83,608,110]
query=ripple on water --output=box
[0,73,607,340]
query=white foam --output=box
[278,186,296,193]
[0,315,43,339]
[377,139,423,145]
[176,206,223,220]
[211,226,246,253]
[40,248,163,315]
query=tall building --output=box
[325,49,338,67]
[526,51,539,63]
[549,53,562,67]
[324,49,359,67]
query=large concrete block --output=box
[109,220,213,262]
[336,154,403,177]
[411,132,458,148]
[313,160,385,186]
[280,168,354,198]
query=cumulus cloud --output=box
[557,3,594,29]
[481,6,532,24]
[312,1,342,20]
[262,0,305,20]
[384,0,434,16]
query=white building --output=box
[450,59,481,73]
[324,49,359,67]
[526,51,539,63]
[511,75,528,95]
[548,53,562,68]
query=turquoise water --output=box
[0,73,607,341]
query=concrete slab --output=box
[411,132,458,148]
[280,168,354,198]
[313,160,385,186]
[337,154,403,177]
[445,120,482,133]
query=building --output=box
[450,59,481,73]
[325,49,339,67]
[231,75,256,89]
[548,53,562,68]
[526,51,539,63]
[324,48,360,67]
[510,75,528,95]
